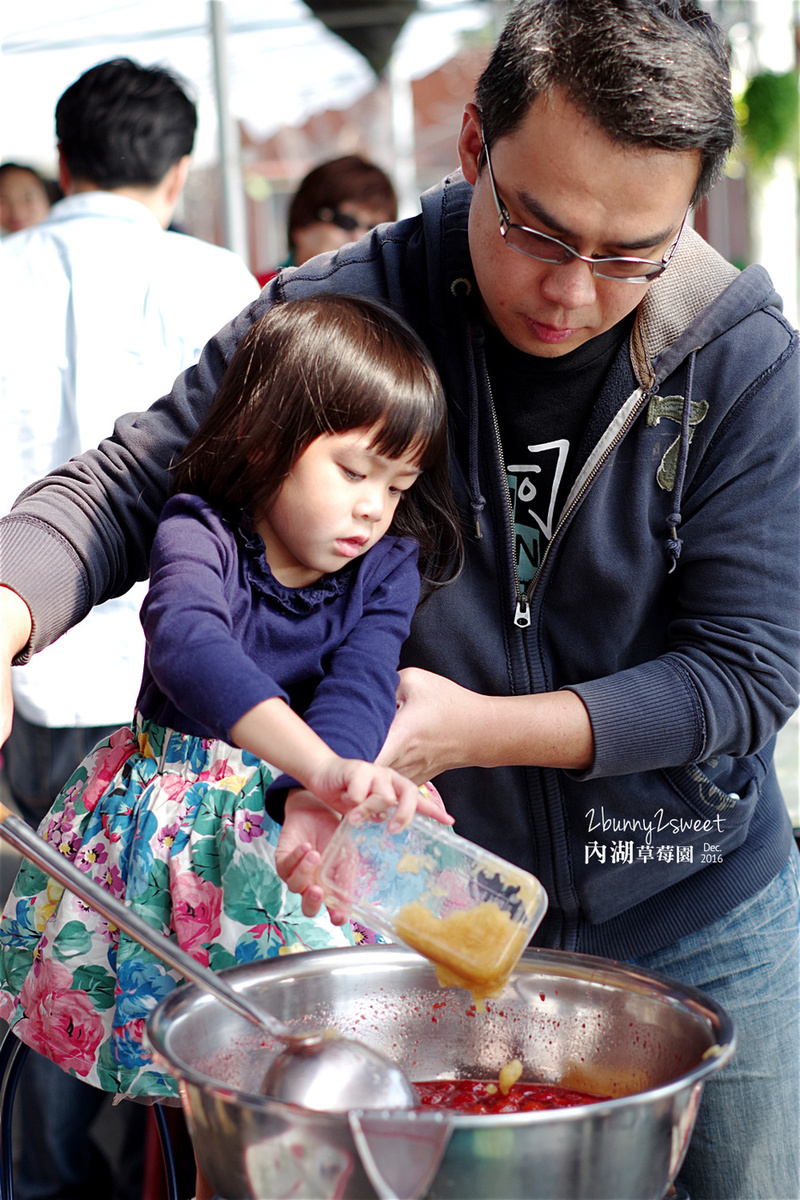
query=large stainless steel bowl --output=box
[146,944,734,1200]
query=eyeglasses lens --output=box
[331,211,360,232]
[318,208,361,233]
[503,227,662,281]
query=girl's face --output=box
[255,425,422,588]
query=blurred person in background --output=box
[288,154,397,266]
[0,56,258,1200]
[259,153,397,284]
[0,162,54,234]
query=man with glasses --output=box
[1,5,797,1197]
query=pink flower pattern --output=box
[82,727,138,812]
[0,717,355,1097]
[18,959,104,1076]
[171,872,223,966]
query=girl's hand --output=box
[232,697,453,830]
[310,757,454,833]
[276,773,454,920]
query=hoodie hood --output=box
[632,224,779,388]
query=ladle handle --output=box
[0,800,291,1041]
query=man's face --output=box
[458,90,701,358]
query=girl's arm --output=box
[230,696,448,828]
[144,499,449,828]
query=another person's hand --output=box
[276,770,453,919]
[377,667,596,779]
[276,789,344,919]
[0,586,32,747]
[377,667,481,782]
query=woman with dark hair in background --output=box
[258,154,398,285]
[0,162,58,234]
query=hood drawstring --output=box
[451,276,486,539]
[665,349,698,574]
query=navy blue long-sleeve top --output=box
[136,493,420,790]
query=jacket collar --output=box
[631,225,740,388]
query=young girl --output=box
[0,295,462,1113]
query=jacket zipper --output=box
[486,377,532,628]
[488,373,652,628]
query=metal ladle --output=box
[0,801,417,1111]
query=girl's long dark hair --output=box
[172,294,463,593]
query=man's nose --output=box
[538,256,597,308]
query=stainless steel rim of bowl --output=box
[145,943,736,1116]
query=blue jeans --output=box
[632,845,800,1200]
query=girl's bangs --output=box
[367,397,443,467]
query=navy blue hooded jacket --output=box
[3,172,798,958]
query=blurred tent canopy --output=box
[304,1,419,75]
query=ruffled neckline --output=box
[239,513,354,614]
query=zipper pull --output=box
[514,593,531,628]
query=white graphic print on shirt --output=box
[507,438,569,586]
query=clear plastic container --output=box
[316,814,548,999]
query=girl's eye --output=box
[340,465,364,481]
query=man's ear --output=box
[57,147,74,196]
[457,103,483,186]
[163,155,191,209]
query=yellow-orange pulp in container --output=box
[393,899,531,1001]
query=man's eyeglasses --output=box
[482,136,686,284]
[317,207,373,234]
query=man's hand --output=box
[276,770,454,920]
[378,667,595,779]
[276,790,346,920]
[0,586,32,747]
[377,667,481,781]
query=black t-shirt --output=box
[485,314,634,586]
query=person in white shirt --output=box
[0,56,259,1200]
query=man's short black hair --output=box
[476,0,736,204]
[55,58,197,189]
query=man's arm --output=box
[0,587,32,745]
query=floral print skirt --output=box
[0,715,359,1100]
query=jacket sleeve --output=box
[568,323,800,777]
[0,292,267,662]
